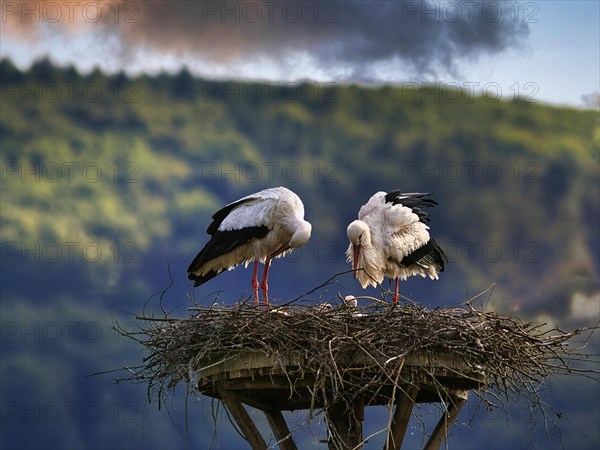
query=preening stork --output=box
[187,187,312,306]
[346,191,446,303]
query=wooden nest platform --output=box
[197,346,482,450]
[197,348,484,409]
[116,300,596,449]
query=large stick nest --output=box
[116,297,598,420]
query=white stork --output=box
[187,187,312,306]
[346,191,446,303]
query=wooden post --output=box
[264,410,298,450]
[218,387,268,450]
[327,397,364,450]
[423,393,467,450]
[385,384,419,450]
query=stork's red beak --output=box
[353,244,360,279]
[268,243,291,261]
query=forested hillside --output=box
[1,58,598,449]
[2,57,598,318]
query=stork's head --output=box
[347,220,371,278]
[268,220,311,260]
[290,220,312,248]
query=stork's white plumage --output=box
[188,187,311,305]
[346,191,446,303]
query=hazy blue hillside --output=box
[1,58,598,449]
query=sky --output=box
[1,0,598,108]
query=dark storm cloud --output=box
[310,1,529,76]
[4,0,530,79]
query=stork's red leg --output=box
[392,278,400,304]
[251,258,260,306]
[260,259,271,307]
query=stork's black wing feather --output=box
[187,269,220,287]
[398,238,447,271]
[187,226,270,286]
[385,191,438,223]
[206,196,258,235]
